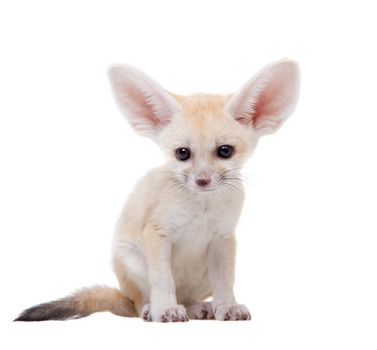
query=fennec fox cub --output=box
[15,59,300,322]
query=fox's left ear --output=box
[108,64,181,139]
[226,59,300,136]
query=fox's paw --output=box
[151,305,188,322]
[140,303,152,322]
[187,302,214,320]
[214,304,251,321]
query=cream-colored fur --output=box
[15,59,299,323]
[109,59,300,322]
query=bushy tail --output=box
[14,286,137,321]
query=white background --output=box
[1,1,376,349]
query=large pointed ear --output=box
[108,65,180,138]
[226,59,300,136]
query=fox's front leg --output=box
[209,235,251,321]
[143,224,188,322]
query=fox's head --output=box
[108,60,300,194]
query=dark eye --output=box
[217,145,234,159]
[175,148,191,161]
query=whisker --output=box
[221,179,242,193]
[223,176,251,186]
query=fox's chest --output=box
[169,206,214,303]
[165,196,242,242]
[164,198,242,303]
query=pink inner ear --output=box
[126,85,161,128]
[254,80,284,129]
[109,64,180,137]
[251,76,295,131]
[231,60,299,133]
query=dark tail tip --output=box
[14,299,79,322]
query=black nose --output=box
[196,178,211,187]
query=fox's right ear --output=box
[108,65,180,139]
[226,59,300,136]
